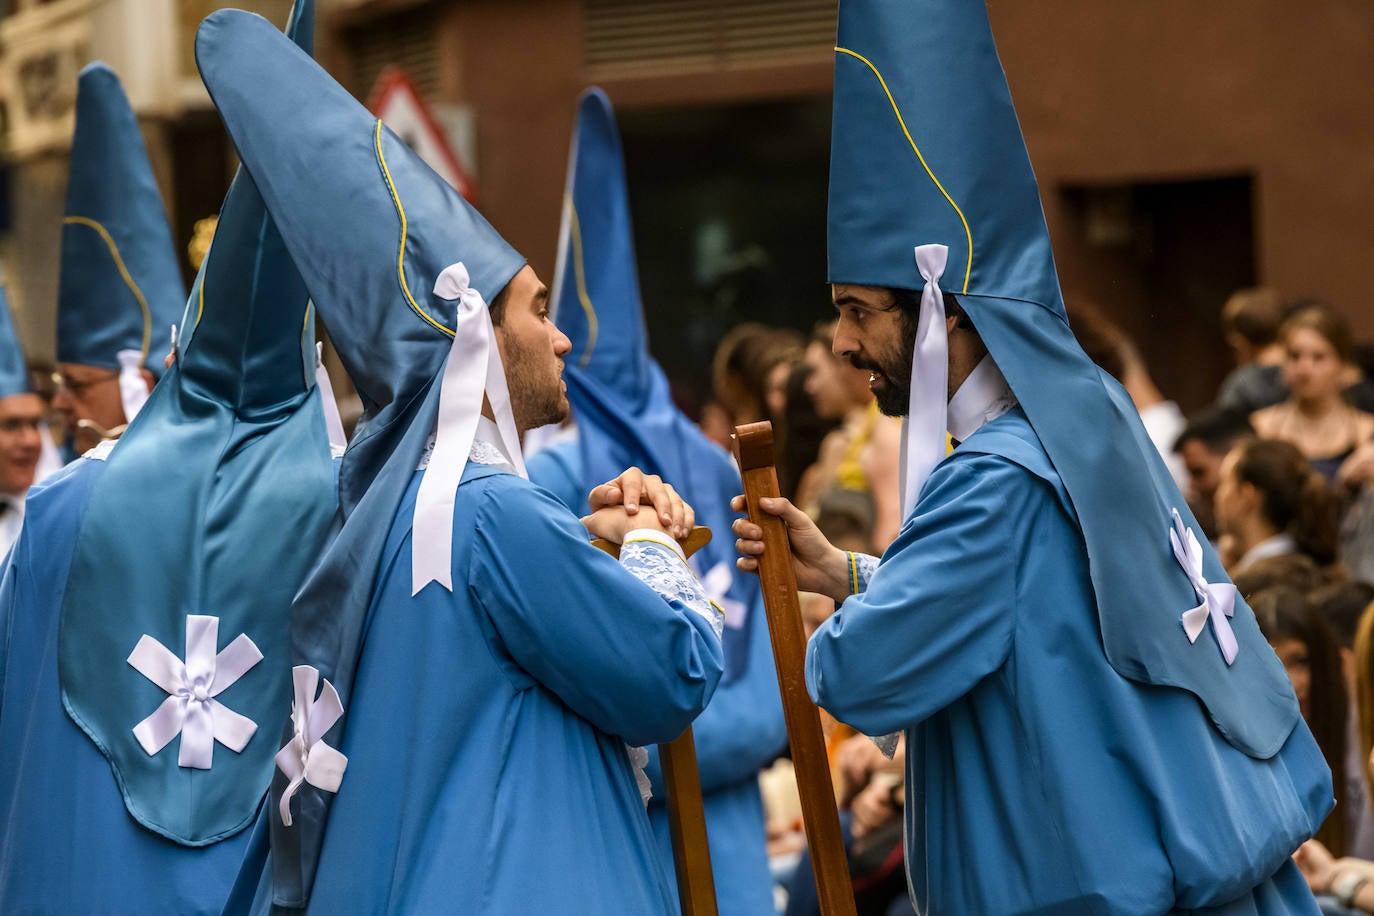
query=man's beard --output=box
[503,342,569,433]
[849,334,915,418]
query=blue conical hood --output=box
[554,89,652,409]
[58,63,185,378]
[553,88,759,683]
[0,271,29,399]
[195,10,525,902]
[177,0,315,414]
[58,0,336,847]
[196,9,524,514]
[827,0,1297,759]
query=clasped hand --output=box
[580,466,695,545]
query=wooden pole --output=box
[733,421,858,916]
[591,529,718,916]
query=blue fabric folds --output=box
[56,0,337,846]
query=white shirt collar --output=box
[417,416,518,472]
[470,416,516,469]
[1238,532,1297,569]
[947,356,1017,443]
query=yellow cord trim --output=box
[622,535,693,572]
[565,194,599,369]
[834,47,973,294]
[847,551,860,595]
[301,302,315,388]
[196,272,205,326]
[63,215,153,362]
[374,119,455,338]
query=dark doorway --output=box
[618,96,832,409]
[1058,175,1256,414]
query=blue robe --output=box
[0,457,253,915]
[235,461,724,913]
[530,441,787,915]
[806,409,1327,915]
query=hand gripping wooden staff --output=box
[592,528,718,916]
[733,421,858,916]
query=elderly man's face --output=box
[0,393,45,496]
[52,362,127,453]
[829,284,913,416]
[493,266,571,434]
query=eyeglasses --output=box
[51,370,117,399]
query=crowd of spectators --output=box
[701,289,1374,915]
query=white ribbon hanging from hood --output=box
[115,348,151,425]
[898,244,952,519]
[412,262,527,595]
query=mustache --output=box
[847,355,883,374]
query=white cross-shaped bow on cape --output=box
[695,560,746,629]
[128,614,263,770]
[1170,509,1239,666]
[275,665,348,827]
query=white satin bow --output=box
[275,665,348,827]
[128,614,262,770]
[899,244,951,518]
[412,262,526,595]
[1171,509,1239,666]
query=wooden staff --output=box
[592,529,718,916]
[733,421,858,916]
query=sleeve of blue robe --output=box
[469,477,724,747]
[806,453,1039,736]
[643,588,787,794]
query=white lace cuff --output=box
[620,532,723,639]
[846,551,880,595]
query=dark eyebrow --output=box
[535,286,550,304]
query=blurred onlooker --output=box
[1315,583,1374,859]
[709,322,802,436]
[777,363,838,503]
[1216,287,1288,413]
[1251,586,1349,856]
[0,388,44,555]
[1066,297,1188,491]
[1252,304,1374,483]
[1172,408,1254,539]
[797,322,902,551]
[1232,553,1328,600]
[1215,437,1341,575]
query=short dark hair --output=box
[891,288,969,332]
[1310,581,1374,650]
[487,284,509,327]
[1221,288,1284,349]
[1172,407,1254,455]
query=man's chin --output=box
[874,385,908,417]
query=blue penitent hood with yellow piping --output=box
[57,0,337,847]
[0,271,31,399]
[58,63,184,379]
[194,8,525,904]
[554,88,757,681]
[828,0,1298,758]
